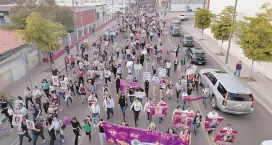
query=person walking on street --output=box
[207,109,219,135]
[118,93,127,118]
[90,101,100,125]
[70,117,82,145]
[144,98,151,122]
[18,117,32,145]
[144,80,150,98]
[83,116,92,143]
[41,79,51,98]
[130,98,143,126]
[234,61,242,78]
[24,86,34,109]
[103,95,114,120]
[202,86,209,109]
[97,119,106,145]
[193,111,202,136]
[115,75,121,95]
[32,120,46,145]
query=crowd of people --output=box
[0,0,235,145]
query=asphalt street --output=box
[1,15,272,145]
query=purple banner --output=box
[120,79,140,91]
[103,122,189,145]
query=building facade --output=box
[170,0,205,11]
[206,0,272,79]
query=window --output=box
[228,93,253,101]
[217,83,227,97]
[206,72,217,85]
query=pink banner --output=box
[205,117,224,131]
[214,129,238,145]
[120,79,140,91]
[182,95,205,101]
[173,111,194,128]
[149,102,168,118]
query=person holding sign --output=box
[18,117,32,145]
[82,116,92,143]
[220,124,235,143]
[207,109,220,135]
[130,98,143,127]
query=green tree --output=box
[212,6,236,55]
[7,0,73,32]
[16,12,67,66]
[236,3,272,78]
[55,6,74,32]
[195,8,214,39]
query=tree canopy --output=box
[195,8,214,39]
[16,12,67,52]
[8,0,74,31]
[236,3,272,76]
[212,6,235,55]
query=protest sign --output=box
[143,72,152,81]
[12,114,22,127]
[186,65,197,75]
[103,122,188,145]
[82,124,92,133]
[158,68,166,77]
[134,64,142,70]
[214,129,238,145]
[151,76,160,85]
[135,92,146,99]
[149,102,168,118]
[205,117,224,131]
[26,119,35,130]
[52,76,59,86]
[182,95,205,102]
[126,61,133,68]
[60,81,67,90]
[120,79,140,91]
[63,117,71,126]
[173,111,194,128]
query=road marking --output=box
[78,134,86,145]
[10,136,19,145]
[192,101,216,145]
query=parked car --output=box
[177,14,188,21]
[181,34,194,47]
[199,69,254,114]
[185,47,206,65]
[170,20,180,29]
[170,27,180,37]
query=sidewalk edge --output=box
[193,36,272,115]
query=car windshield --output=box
[173,27,180,30]
[195,53,205,57]
[228,93,253,101]
[185,36,193,40]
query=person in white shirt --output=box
[52,115,65,142]
[15,103,27,117]
[104,69,112,85]
[184,106,195,114]
[166,60,171,77]
[175,79,182,103]
[222,124,233,142]
[32,86,42,107]
[207,109,220,135]
[103,96,114,120]
[181,89,188,110]
[78,61,84,71]
[144,98,151,121]
[172,105,183,121]
[202,87,209,109]
[130,98,143,126]
[90,101,100,125]
[65,87,73,109]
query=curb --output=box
[193,36,272,115]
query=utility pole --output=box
[72,0,79,53]
[225,0,238,64]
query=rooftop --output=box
[0,29,25,54]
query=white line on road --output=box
[10,136,19,145]
[78,134,86,145]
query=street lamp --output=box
[225,0,238,64]
[72,0,80,53]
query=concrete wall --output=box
[171,4,204,11]
[0,45,39,90]
[205,0,272,80]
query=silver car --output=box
[199,69,254,114]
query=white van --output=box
[199,69,254,114]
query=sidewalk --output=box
[180,23,272,114]
[0,20,117,121]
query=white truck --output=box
[178,14,188,21]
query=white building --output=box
[170,0,205,11]
[206,0,272,79]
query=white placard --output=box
[26,119,36,130]
[151,76,160,85]
[126,61,133,68]
[12,114,22,127]
[60,81,67,90]
[135,92,146,98]
[143,72,152,81]
[52,76,59,86]
[158,68,166,77]
[134,64,142,70]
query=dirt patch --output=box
[241,77,256,82]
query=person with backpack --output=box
[32,120,46,145]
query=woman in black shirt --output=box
[97,119,105,145]
[70,117,82,145]
[115,75,121,95]
[118,93,127,118]
[144,80,150,98]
